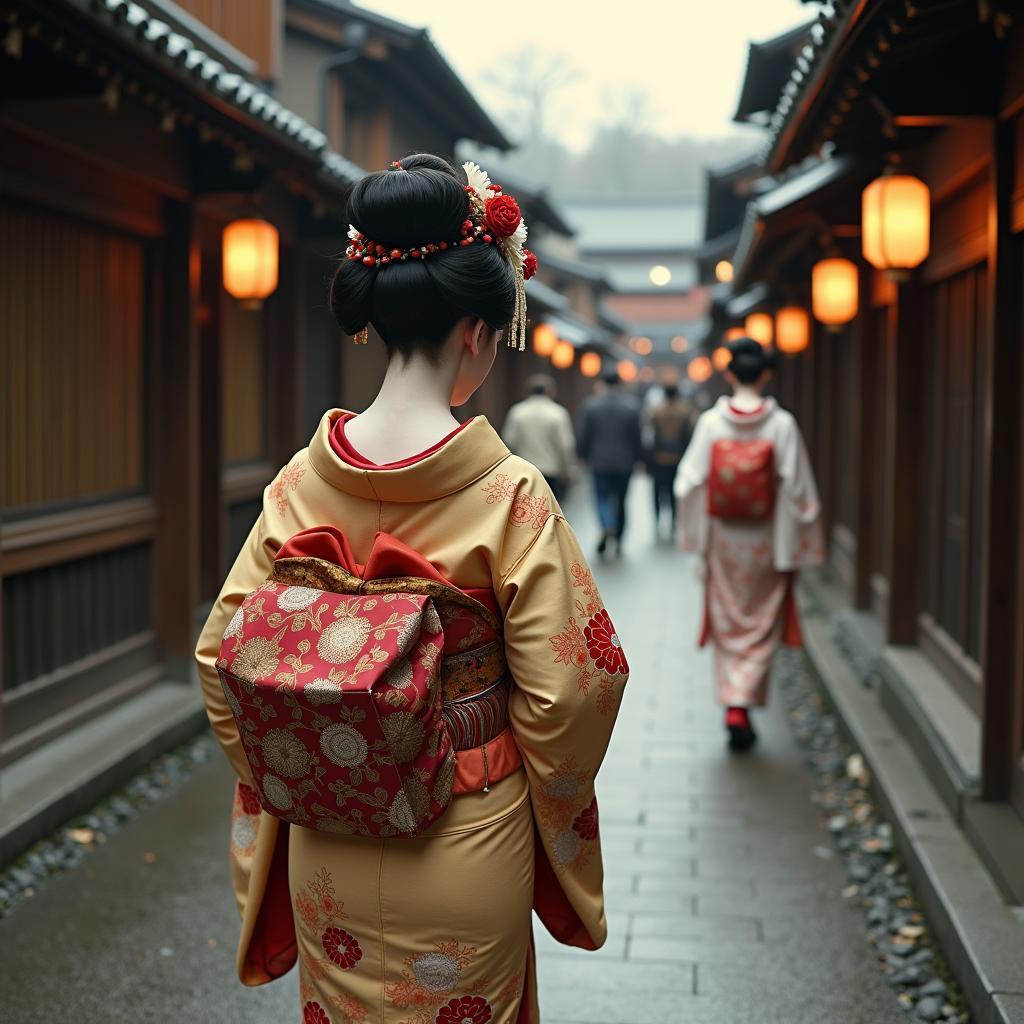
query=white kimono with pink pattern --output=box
[674,397,824,706]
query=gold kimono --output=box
[195,411,628,1024]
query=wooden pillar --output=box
[979,117,1020,800]
[852,264,877,609]
[197,221,224,600]
[882,282,926,644]
[267,241,301,467]
[151,199,202,676]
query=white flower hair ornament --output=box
[344,159,538,350]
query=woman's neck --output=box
[730,384,764,412]
[344,352,461,464]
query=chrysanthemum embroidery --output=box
[549,565,627,714]
[295,868,364,977]
[480,474,548,529]
[270,456,306,516]
[229,781,260,859]
[481,474,516,504]
[535,757,598,872]
[386,939,487,1024]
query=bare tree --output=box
[483,47,580,143]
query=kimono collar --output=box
[308,409,512,503]
[717,395,778,426]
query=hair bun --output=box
[348,154,467,249]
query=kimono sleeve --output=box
[500,514,628,950]
[673,411,713,553]
[773,414,825,571]
[195,493,279,785]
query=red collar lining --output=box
[330,413,472,469]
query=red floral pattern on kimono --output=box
[533,757,600,873]
[294,868,367,1007]
[436,995,493,1024]
[548,563,627,715]
[480,474,549,529]
[386,940,493,1024]
[269,456,306,516]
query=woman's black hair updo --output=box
[329,154,517,360]
[726,336,778,384]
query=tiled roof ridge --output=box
[90,0,365,185]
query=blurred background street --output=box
[3,1,1024,1021]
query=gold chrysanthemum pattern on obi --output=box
[217,575,455,838]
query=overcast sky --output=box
[361,0,811,149]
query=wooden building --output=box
[708,0,1024,907]
[0,0,519,804]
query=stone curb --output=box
[799,610,1024,1024]
[0,683,208,867]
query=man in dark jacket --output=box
[577,371,644,556]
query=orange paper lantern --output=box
[688,356,712,383]
[551,340,575,369]
[715,260,734,283]
[617,360,638,382]
[712,346,731,371]
[533,323,557,357]
[671,335,689,353]
[812,257,858,326]
[724,326,745,342]
[744,312,773,347]
[580,352,602,377]
[775,306,811,354]
[862,173,930,272]
[223,219,279,306]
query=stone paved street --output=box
[0,481,906,1023]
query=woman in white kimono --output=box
[674,338,823,750]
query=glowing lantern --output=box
[688,356,712,383]
[671,335,689,353]
[617,360,638,382]
[580,352,602,378]
[639,366,656,383]
[712,346,731,371]
[715,260,734,283]
[223,219,279,307]
[551,340,575,369]
[552,346,574,369]
[724,326,745,342]
[812,257,858,326]
[533,323,557,357]
[775,306,811,354]
[862,173,930,274]
[631,336,653,356]
[744,312,773,347]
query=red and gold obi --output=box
[216,526,520,839]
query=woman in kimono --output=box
[674,337,822,751]
[195,154,628,1024]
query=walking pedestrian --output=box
[674,337,823,750]
[577,370,644,557]
[501,373,576,503]
[646,382,695,540]
[194,155,628,1023]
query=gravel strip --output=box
[0,733,214,919]
[776,648,972,1023]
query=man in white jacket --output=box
[502,375,577,503]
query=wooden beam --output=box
[979,116,1021,800]
[151,199,202,676]
[883,281,926,644]
[851,263,877,609]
